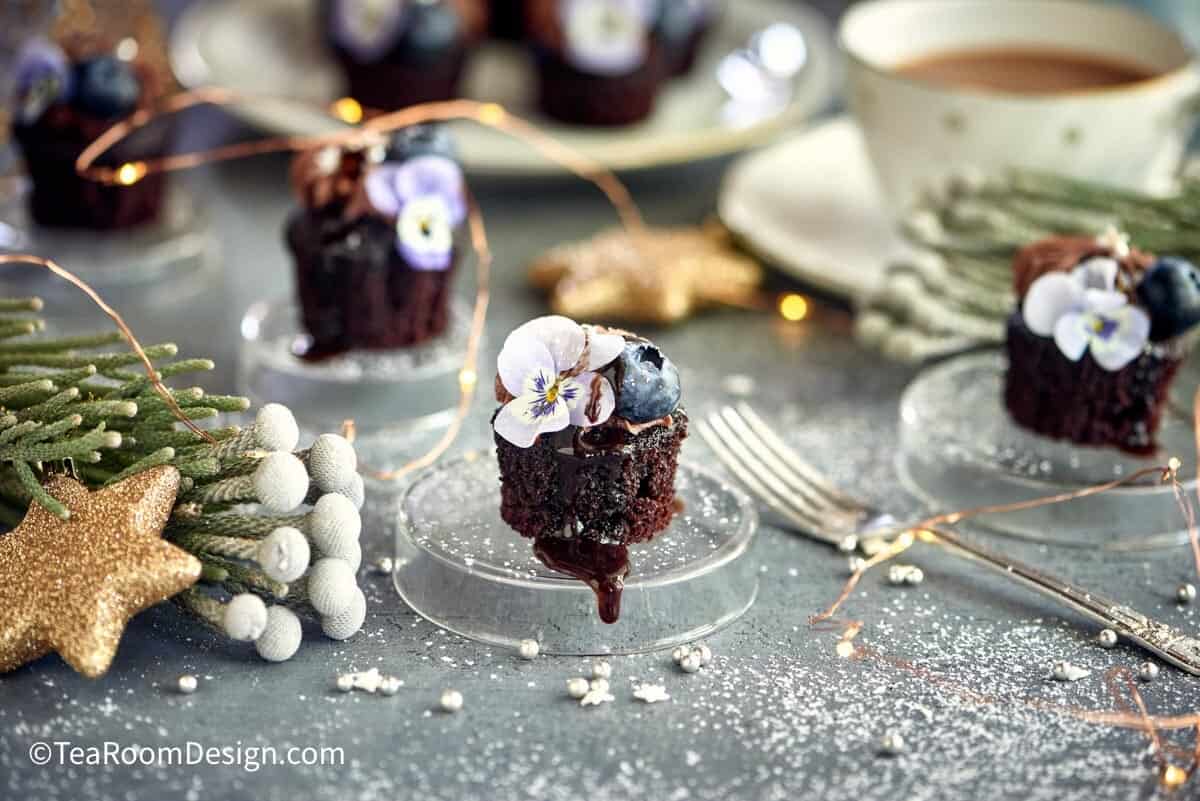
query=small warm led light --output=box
[1161,764,1187,790]
[459,368,478,389]
[835,640,855,658]
[332,97,364,124]
[478,103,507,125]
[115,162,146,186]
[778,293,808,322]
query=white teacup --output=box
[840,0,1200,208]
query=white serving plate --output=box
[169,0,839,175]
[719,114,904,301]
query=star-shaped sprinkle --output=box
[632,683,670,704]
[0,467,198,678]
[529,222,763,325]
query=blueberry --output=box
[614,341,681,423]
[397,1,462,64]
[1136,256,1200,341]
[389,123,458,162]
[72,55,141,119]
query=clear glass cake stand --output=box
[897,352,1197,550]
[394,451,760,655]
[237,296,474,471]
[0,184,213,293]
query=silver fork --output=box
[698,403,1200,676]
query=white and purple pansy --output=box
[560,0,657,76]
[13,39,71,124]
[1022,257,1151,371]
[494,316,626,448]
[364,155,466,270]
[330,0,409,62]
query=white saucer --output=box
[719,114,904,301]
[169,0,840,175]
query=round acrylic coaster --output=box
[238,296,474,470]
[897,352,1197,550]
[0,185,213,291]
[394,451,760,655]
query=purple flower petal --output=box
[365,165,405,217]
[330,0,409,63]
[394,155,466,225]
[582,327,626,371]
[562,0,650,76]
[506,316,588,375]
[396,196,455,270]
[494,393,571,448]
[1023,272,1082,337]
[497,335,557,399]
[13,39,70,124]
[1088,306,1150,371]
[566,372,615,427]
[1053,312,1089,361]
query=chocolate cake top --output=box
[326,0,488,64]
[493,315,681,448]
[525,0,658,75]
[1016,229,1200,370]
[290,124,467,272]
[12,36,163,131]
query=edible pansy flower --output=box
[1022,257,1150,371]
[330,0,409,62]
[561,0,656,76]
[364,155,466,270]
[13,39,71,124]
[494,316,626,448]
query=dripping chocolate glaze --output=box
[499,329,680,623]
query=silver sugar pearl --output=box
[1097,629,1119,649]
[566,677,590,699]
[679,654,702,673]
[847,556,866,574]
[176,674,198,694]
[370,557,395,576]
[1139,662,1160,682]
[693,643,713,666]
[1177,583,1196,604]
[517,639,540,660]
[837,535,858,554]
[672,645,690,664]
[379,676,403,696]
[589,677,610,694]
[335,673,355,693]
[439,689,464,713]
[905,567,924,586]
[878,732,906,756]
[591,660,612,680]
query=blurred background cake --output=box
[1005,235,1200,454]
[284,124,466,360]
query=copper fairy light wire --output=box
[75,91,659,481]
[0,254,214,443]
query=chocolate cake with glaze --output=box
[492,316,685,621]
[1004,233,1199,454]
[11,38,170,230]
[525,0,665,126]
[283,126,466,360]
[322,0,488,111]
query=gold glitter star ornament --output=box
[0,466,199,677]
[529,223,763,325]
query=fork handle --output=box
[922,527,1200,676]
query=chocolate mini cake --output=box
[323,0,487,111]
[284,126,466,360]
[492,316,685,620]
[525,0,665,126]
[11,38,169,230]
[1004,233,1200,454]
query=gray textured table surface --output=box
[4,138,1200,801]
